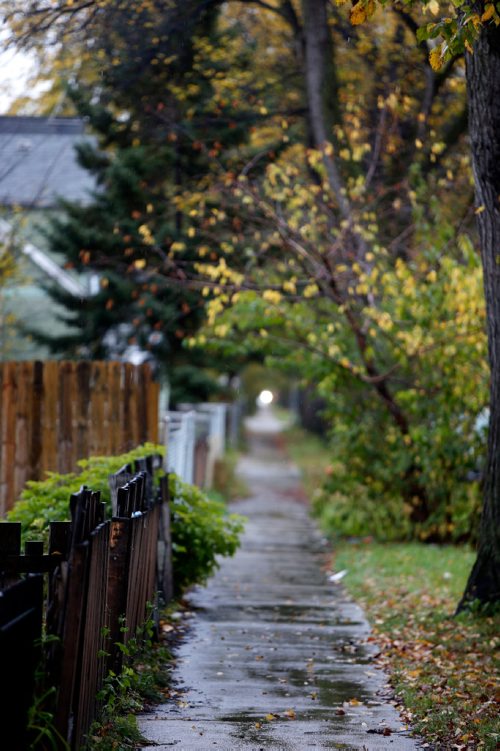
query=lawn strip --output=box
[334,542,500,750]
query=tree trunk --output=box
[301,0,350,218]
[458,22,500,609]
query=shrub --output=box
[6,444,163,543]
[169,474,244,592]
[6,444,244,593]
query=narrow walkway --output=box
[139,410,420,750]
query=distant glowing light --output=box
[257,389,274,407]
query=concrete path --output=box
[138,409,421,750]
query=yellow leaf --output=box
[481,3,495,21]
[133,259,147,270]
[427,270,437,283]
[263,289,282,304]
[350,2,367,25]
[475,205,486,214]
[303,283,319,298]
[429,47,443,71]
[427,0,440,16]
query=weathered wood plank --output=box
[41,361,59,476]
[0,363,17,513]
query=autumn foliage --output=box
[0,3,493,546]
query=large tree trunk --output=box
[301,0,350,217]
[458,22,500,609]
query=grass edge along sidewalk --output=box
[283,422,500,751]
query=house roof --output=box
[0,116,96,208]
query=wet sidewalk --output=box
[138,409,421,750]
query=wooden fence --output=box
[0,361,160,515]
[0,457,170,750]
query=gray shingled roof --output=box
[0,116,97,208]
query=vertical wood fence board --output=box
[72,522,110,749]
[138,365,149,445]
[30,361,44,481]
[14,362,32,503]
[122,364,133,451]
[101,363,111,457]
[75,361,91,462]
[89,363,106,456]
[107,518,130,673]
[59,361,75,475]
[147,376,160,444]
[108,362,122,455]
[54,544,89,744]
[41,361,59,479]
[0,363,17,514]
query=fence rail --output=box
[0,361,160,515]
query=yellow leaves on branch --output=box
[350,0,375,26]
[429,46,444,72]
[303,283,319,299]
[481,3,499,23]
[350,3,366,25]
[262,289,282,304]
[138,224,155,246]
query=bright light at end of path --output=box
[257,390,274,407]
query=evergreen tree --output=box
[33,1,248,392]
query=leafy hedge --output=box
[6,443,244,593]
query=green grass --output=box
[211,449,249,502]
[280,420,331,500]
[334,541,500,750]
[282,422,500,750]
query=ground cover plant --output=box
[283,422,500,750]
[86,610,174,751]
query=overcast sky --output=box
[0,29,38,113]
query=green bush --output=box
[6,444,163,543]
[169,474,244,593]
[312,483,411,542]
[6,444,244,593]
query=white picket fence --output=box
[162,402,240,487]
